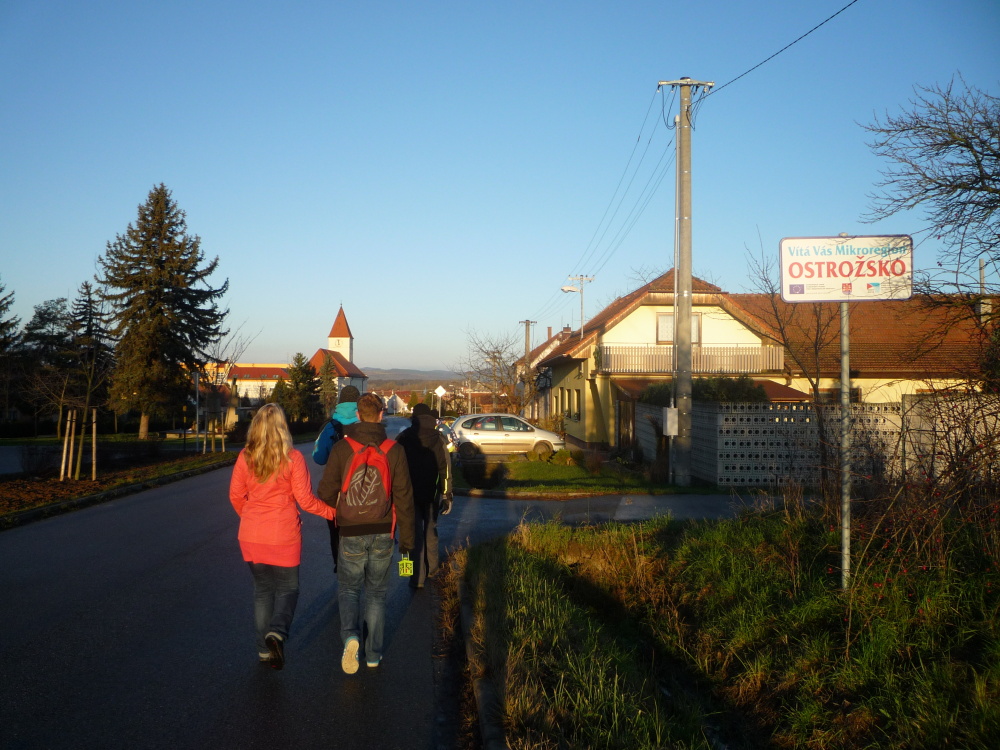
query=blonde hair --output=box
[244,404,294,482]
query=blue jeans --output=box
[248,563,299,652]
[337,533,394,662]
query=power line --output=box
[574,92,656,270]
[706,0,864,99]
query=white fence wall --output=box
[690,402,902,486]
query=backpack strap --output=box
[380,438,397,536]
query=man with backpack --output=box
[317,392,415,674]
[312,385,360,572]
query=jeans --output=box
[337,533,394,663]
[248,563,299,652]
[412,500,440,585]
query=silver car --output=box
[451,413,565,459]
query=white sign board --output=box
[779,235,913,303]
[434,385,447,397]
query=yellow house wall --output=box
[605,305,762,345]
[779,376,965,403]
[547,356,616,447]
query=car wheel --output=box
[459,442,479,460]
[534,441,554,461]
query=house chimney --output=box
[979,258,992,324]
[547,326,552,340]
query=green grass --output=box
[460,505,1000,749]
[453,455,720,495]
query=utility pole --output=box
[519,319,536,417]
[518,319,535,365]
[561,275,594,339]
[659,77,712,487]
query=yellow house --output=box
[537,270,982,451]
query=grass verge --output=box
[0,451,237,519]
[453,455,720,496]
[460,507,1000,749]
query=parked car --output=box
[450,413,565,459]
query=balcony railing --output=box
[596,344,783,375]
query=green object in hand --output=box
[398,553,413,577]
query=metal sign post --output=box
[779,234,913,588]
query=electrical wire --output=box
[589,142,676,277]
[705,0,863,100]
[571,89,660,277]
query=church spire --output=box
[327,306,354,362]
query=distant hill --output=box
[361,367,462,389]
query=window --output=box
[656,313,701,344]
[501,416,530,432]
[473,416,499,430]
[575,389,582,420]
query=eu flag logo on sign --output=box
[789,284,804,294]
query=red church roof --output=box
[328,306,353,339]
[309,349,366,379]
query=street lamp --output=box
[561,275,593,339]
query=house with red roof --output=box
[536,269,982,451]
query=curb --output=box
[456,570,508,750]
[0,455,237,531]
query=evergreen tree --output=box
[21,298,74,433]
[268,377,289,409]
[0,276,21,422]
[96,184,228,439]
[318,353,339,415]
[284,353,319,422]
[68,282,115,477]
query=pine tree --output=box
[285,353,319,422]
[97,184,228,439]
[69,282,115,478]
[0,276,21,422]
[21,298,74,433]
[269,377,289,409]
[318,353,339,415]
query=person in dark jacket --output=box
[317,393,415,673]
[396,403,452,588]
[312,385,360,572]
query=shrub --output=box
[550,449,575,466]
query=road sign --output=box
[434,385,446,398]
[779,235,913,303]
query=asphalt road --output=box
[0,449,745,749]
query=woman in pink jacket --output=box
[229,404,334,669]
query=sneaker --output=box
[366,656,381,668]
[265,632,284,670]
[341,636,360,675]
[258,651,272,664]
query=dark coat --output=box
[317,420,416,553]
[396,414,451,506]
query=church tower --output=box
[328,306,354,362]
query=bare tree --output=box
[744,249,843,487]
[457,329,536,415]
[204,321,259,434]
[862,76,1000,273]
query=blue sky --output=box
[1,1,997,371]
